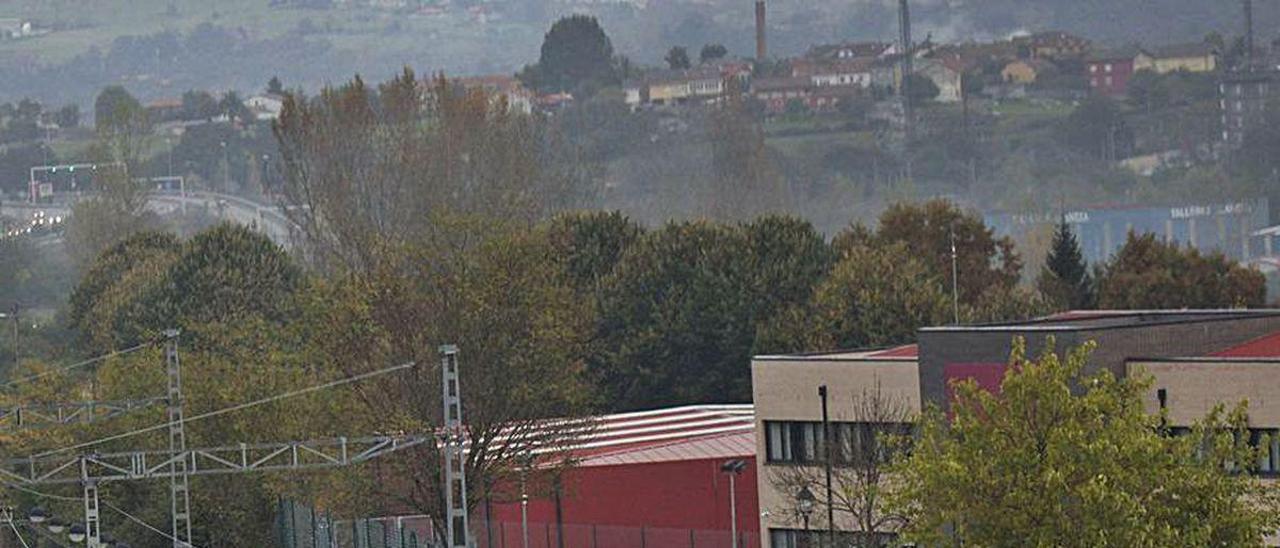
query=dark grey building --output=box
[1221,69,1280,147]
[916,310,1280,409]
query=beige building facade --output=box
[752,348,919,548]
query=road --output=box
[0,191,298,248]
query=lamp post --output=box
[0,303,17,368]
[797,486,815,546]
[720,459,747,548]
[818,385,834,546]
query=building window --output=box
[769,528,899,548]
[1104,63,1112,73]
[765,421,912,465]
[1105,76,1113,87]
[1090,65,1098,74]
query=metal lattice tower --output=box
[440,345,470,548]
[80,458,100,548]
[165,330,193,547]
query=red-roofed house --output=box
[482,405,761,547]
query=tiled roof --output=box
[1144,42,1216,60]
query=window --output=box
[1090,64,1098,74]
[765,421,913,464]
[1105,76,1113,87]
[769,529,900,548]
[1104,63,1112,73]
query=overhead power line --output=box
[2,342,154,390]
[104,501,205,548]
[31,360,417,459]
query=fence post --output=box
[545,523,551,548]
[312,505,319,548]
[689,529,695,548]
[290,500,299,548]
[591,525,597,548]
[640,526,646,548]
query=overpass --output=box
[0,191,299,248]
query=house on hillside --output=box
[1014,31,1091,59]
[917,54,969,102]
[1135,43,1218,74]
[145,98,184,123]
[806,41,896,61]
[1001,59,1051,84]
[626,62,752,108]
[246,93,286,120]
[791,57,875,88]
[454,75,535,114]
[1086,47,1141,96]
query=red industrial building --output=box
[479,405,759,548]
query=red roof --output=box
[1211,331,1280,358]
[522,405,754,468]
[867,344,919,358]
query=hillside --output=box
[0,0,1275,105]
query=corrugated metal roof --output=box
[565,405,755,467]
[579,430,755,467]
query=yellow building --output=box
[1135,43,1218,74]
[1001,59,1049,84]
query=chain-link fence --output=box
[277,501,760,548]
[276,500,434,548]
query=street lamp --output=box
[68,523,86,543]
[797,485,816,542]
[721,459,747,548]
[47,518,66,534]
[28,506,47,524]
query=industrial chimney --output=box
[756,0,767,60]
[1244,0,1255,70]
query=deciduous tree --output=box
[1095,232,1265,309]
[892,338,1280,546]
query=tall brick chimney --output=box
[755,0,767,59]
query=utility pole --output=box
[818,386,834,546]
[165,330,192,548]
[950,227,960,324]
[440,346,470,548]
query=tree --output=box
[904,73,940,106]
[699,43,728,64]
[770,382,912,548]
[1061,96,1133,161]
[181,89,221,121]
[524,15,617,94]
[1095,232,1265,309]
[854,199,1022,304]
[1037,220,1093,310]
[544,210,644,293]
[761,243,949,353]
[299,226,597,541]
[892,338,1280,546]
[706,89,790,219]
[219,91,253,124]
[93,86,145,134]
[267,75,285,95]
[161,223,302,332]
[594,221,755,408]
[67,231,181,336]
[274,70,596,270]
[665,46,692,70]
[54,104,80,128]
